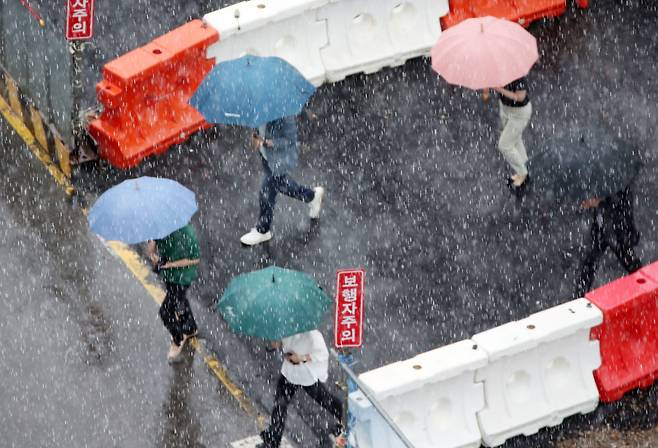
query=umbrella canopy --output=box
[217,266,332,341]
[88,176,197,244]
[431,16,538,89]
[189,55,316,128]
[528,133,642,204]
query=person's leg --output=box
[160,282,185,345]
[171,283,198,341]
[256,167,278,234]
[261,375,298,447]
[303,381,344,435]
[272,174,315,203]
[498,104,531,178]
[611,243,643,274]
[514,103,532,164]
[575,229,607,298]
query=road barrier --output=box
[317,0,449,82]
[88,20,218,168]
[350,298,610,447]
[440,0,589,29]
[85,0,591,167]
[349,340,487,448]
[89,0,450,166]
[473,298,602,446]
[204,1,329,86]
[586,261,658,402]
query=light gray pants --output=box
[498,101,532,177]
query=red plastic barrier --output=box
[586,261,658,402]
[89,20,218,168]
[441,0,590,29]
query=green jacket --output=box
[155,224,200,285]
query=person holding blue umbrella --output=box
[88,177,201,362]
[146,224,200,362]
[189,55,325,246]
[241,115,324,246]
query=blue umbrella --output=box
[88,177,197,244]
[189,55,315,128]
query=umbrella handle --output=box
[482,89,490,102]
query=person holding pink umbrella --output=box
[432,16,538,195]
[493,76,532,194]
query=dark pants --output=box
[256,158,314,234]
[575,230,642,298]
[159,282,198,346]
[261,374,344,448]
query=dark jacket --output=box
[591,188,640,251]
[262,116,299,176]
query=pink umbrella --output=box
[431,16,538,90]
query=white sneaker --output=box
[308,187,325,219]
[167,341,184,363]
[240,228,272,246]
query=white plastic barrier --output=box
[472,298,602,447]
[349,340,487,448]
[203,0,450,86]
[204,0,329,86]
[317,0,450,82]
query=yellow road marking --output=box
[0,88,261,426]
[0,94,74,195]
[5,75,24,120]
[106,241,166,304]
[106,240,265,426]
[29,105,48,149]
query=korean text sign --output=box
[66,0,94,40]
[335,269,365,348]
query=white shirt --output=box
[281,330,329,386]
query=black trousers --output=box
[575,232,642,298]
[261,374,343,447]
[256,157,314,234]
[159,282,198,345]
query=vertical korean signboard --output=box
[66,0,94,40]
[335,269,365,348]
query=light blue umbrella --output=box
[88,177,197,244]
[189,55,315,128]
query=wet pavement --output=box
[72,0,658,446]
[0,119,259,447]
[3,0,658,447]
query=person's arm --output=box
[146,240,159,265]
[493,86,527,103]
[160,258,200,269]
[286,332,328,364]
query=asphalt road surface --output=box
[3,0,658,447]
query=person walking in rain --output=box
[257,330,346,448]
[240,115,324,246]
[574,187,642,297]
[493,76,532,195]
[147,223,201,362]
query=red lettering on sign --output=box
[335,269,365,348]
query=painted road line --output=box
[0,94,264,432]
[0,94,74,196]
[105,240,166,305]
[101,239,265,426]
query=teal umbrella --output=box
[217,266,332,340]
